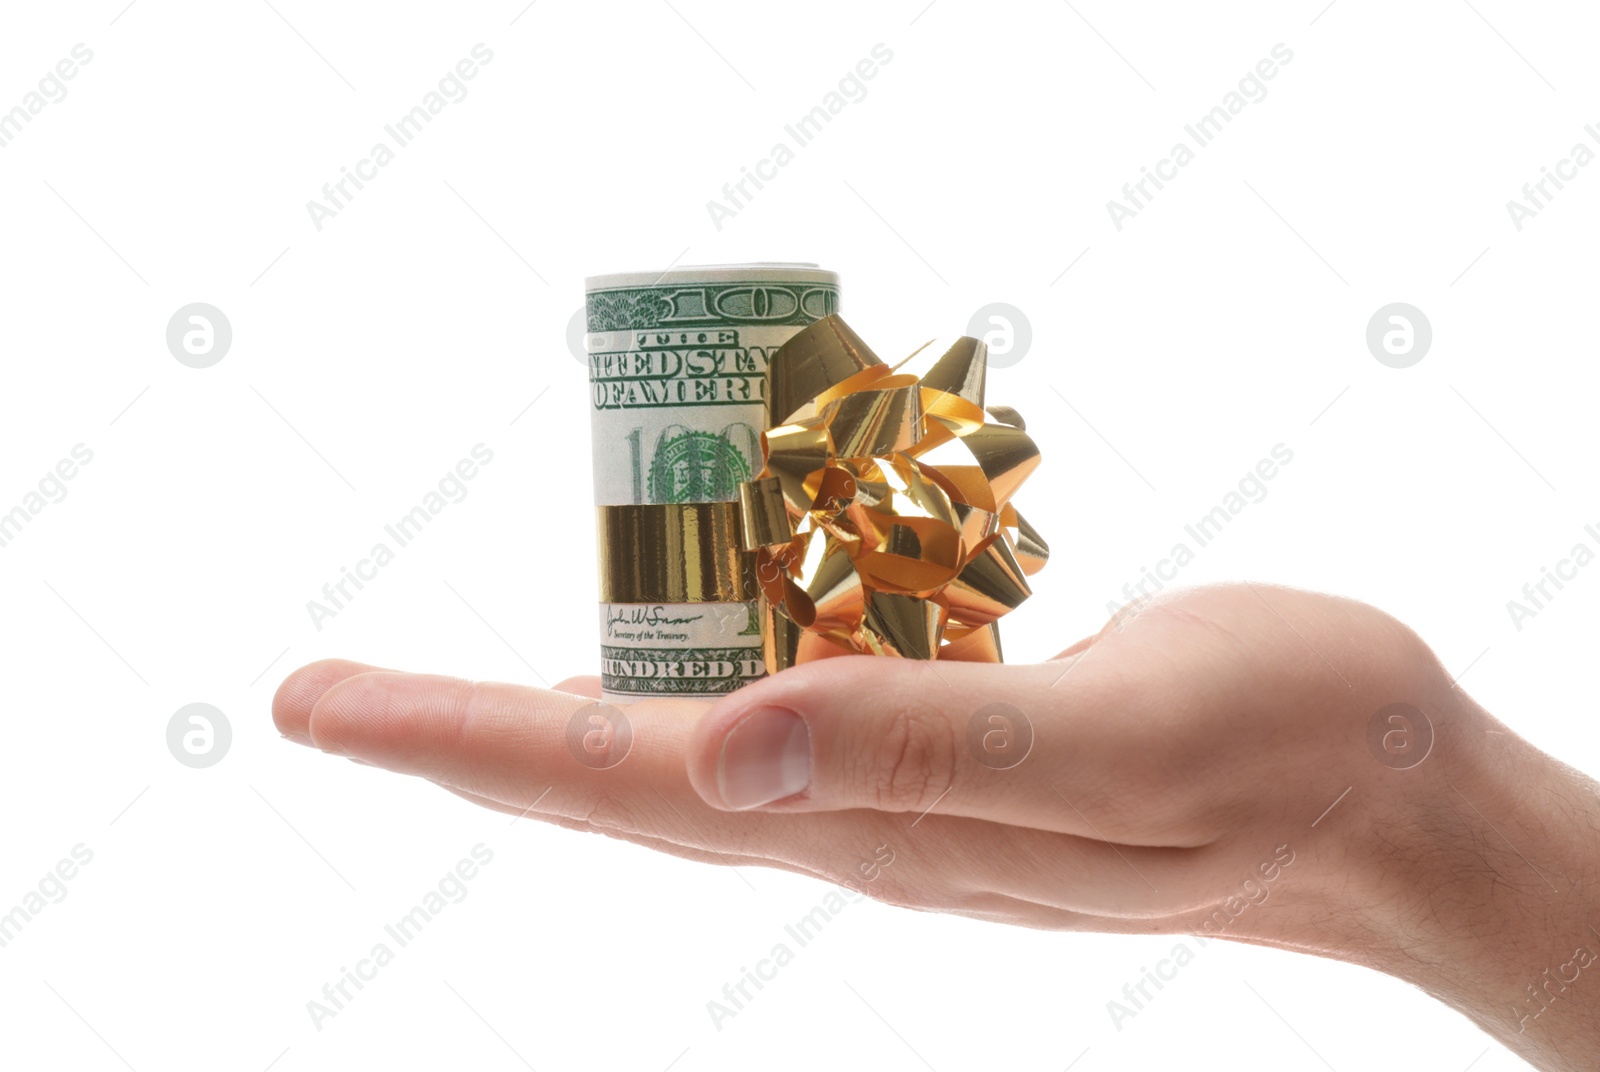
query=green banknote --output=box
[586,264,840,700]
[587,264,841,506]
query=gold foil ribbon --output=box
[739,314,1049,673]
[596,502,755,604]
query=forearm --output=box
[1354,703,1600,1070]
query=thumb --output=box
[684,654,1149,839]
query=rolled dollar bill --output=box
[586,263,841,702]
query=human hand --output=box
[273,583,1600,1071]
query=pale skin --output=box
[273,584,1600,1070]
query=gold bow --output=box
[738,315,1049,672]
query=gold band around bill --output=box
[596,502,756,604]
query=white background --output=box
[1,0,1596,1069]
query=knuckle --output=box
[451,678,499,746]
[864,702,961,813]
[847,868,985,918]
[566,793,640,835]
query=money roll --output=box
[587,264,842,703]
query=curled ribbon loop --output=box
[738,314,1049,673]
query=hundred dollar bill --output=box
[598,601,767,700]
[586,264,841,702]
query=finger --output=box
[274,659,388,743]
[294,667,1177,919]
[684,654,1206,847]
[1049,595,1155,660]
[552,675,602,699]
[437,779,1170,926]
[1051,635,1097,660]
[306,671,618,805]
[299,669,878,869]
[275,663,603,742]
[432,783,829,881]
